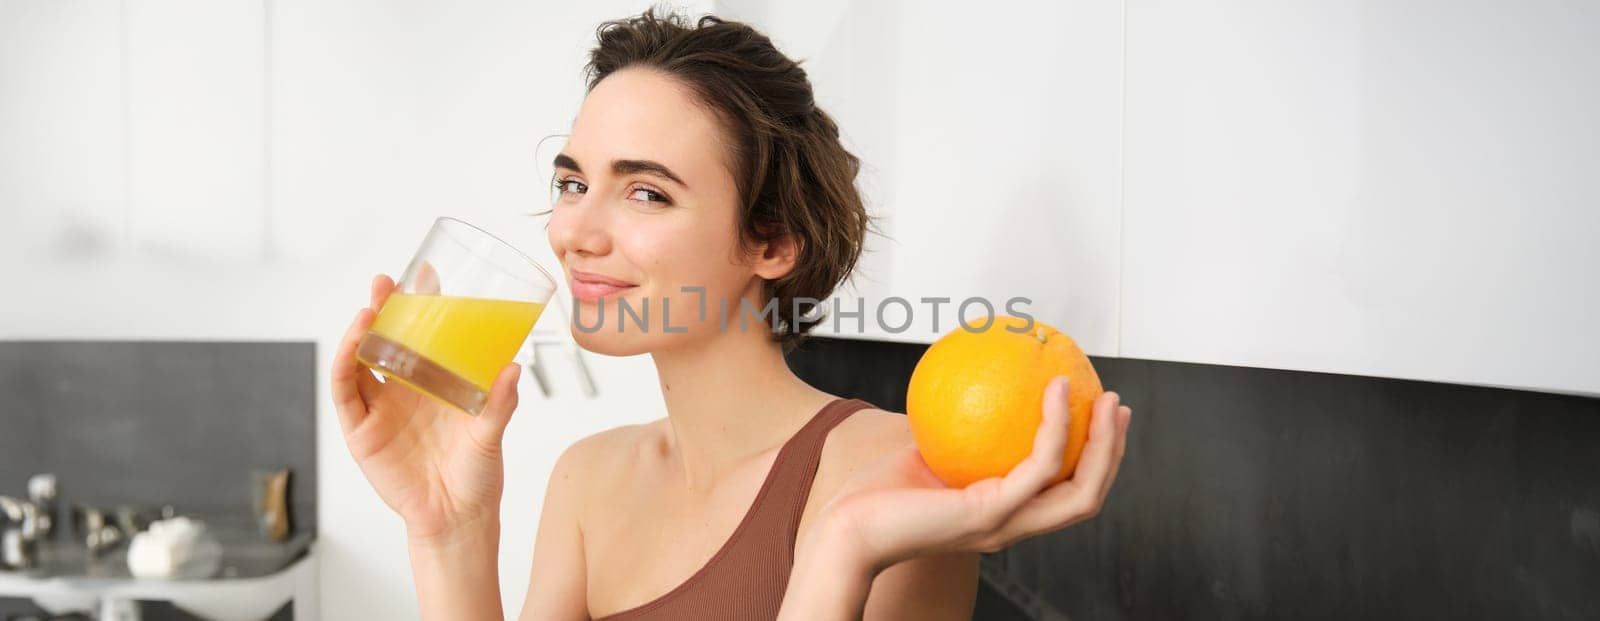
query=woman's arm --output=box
[408,437,594,621]
[334,273,531,620]
[863,552,979,619]
[409,521,507,620]
[778,380,1132,620]
[518,440,593,620]
[779,515,877,620]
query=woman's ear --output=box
[752,232,801,281]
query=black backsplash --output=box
[785,336,1600,620]
[0,341,317,537]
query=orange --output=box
[906,315,1103,488]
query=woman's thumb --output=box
[472,363,522,446]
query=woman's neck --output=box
[649,323,833,492]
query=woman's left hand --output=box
[818,377,1132,573]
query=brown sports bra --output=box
[592,397,878,620]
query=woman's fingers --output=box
[332,308,377,435]
[415,261,441,295]
[354,360,382,405]
[336,274,398,441]
[1067,391,1122,507]
[980,376,1073,521]
[370,274,396,310]
[985,392,1131,545]
[468,363,522,452]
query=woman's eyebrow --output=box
[613,159,689,190]
[553,153,582,173]
[553,153,688,190]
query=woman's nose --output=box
[549,196,612,259]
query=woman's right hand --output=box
[331,274,523,543]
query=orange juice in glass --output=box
[356,217,557,415]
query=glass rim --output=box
[433,216,558,290]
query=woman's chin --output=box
[567,317,722,357]
[567,283,763,355]
[570,328,650,357]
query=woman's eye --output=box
[628,187,670,205]
[552,178,586,200]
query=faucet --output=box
[0,474,57,570]
[0,496,40,569]
[27,473,57,540]
[71,504,125,556]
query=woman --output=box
[332,9,1133,620]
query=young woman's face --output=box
[547,68,781,356]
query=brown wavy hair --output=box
[577,7,875,352]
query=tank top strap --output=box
[784,397,876,458]
[750,397,877,563]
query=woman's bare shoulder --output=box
[816,407,913,480]
[556,419,667,474]
[525,423,667,618]
[550,419,671,502]
[838,406,913,447]
[562,420,663,455]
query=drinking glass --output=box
[356,217,557,415]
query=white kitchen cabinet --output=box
[726,0,1126,353]
[0,0,126,263]
[125,0,267,262]
[0,0,269,265]
[1121,0,1600,397]
[124,0,267,262]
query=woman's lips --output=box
[569,270,638,302]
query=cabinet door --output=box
[126,0,266,262]
[776,0,1125,351]
[1121,0,1600,396]
[0,0,125,262]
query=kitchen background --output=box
[2,0,1596,619]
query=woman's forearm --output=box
[407,521,506,620]
[777,517,880,621]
